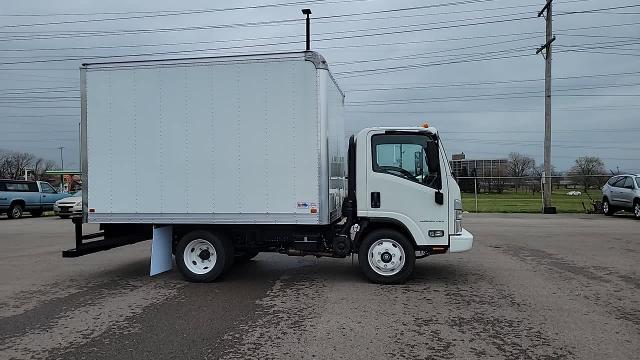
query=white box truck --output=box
[63,51,473,284]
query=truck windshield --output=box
[372,134,439,189]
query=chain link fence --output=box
[455,175,613,213]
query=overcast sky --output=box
[1,0,638,172]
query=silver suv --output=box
[602,174,640,219]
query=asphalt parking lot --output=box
[0,213,638,359]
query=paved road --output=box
[0,214,638,359]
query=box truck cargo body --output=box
[83,51,345,225]
[65,51,473,284]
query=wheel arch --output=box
[10,199,26,207]
[357,218,417,250]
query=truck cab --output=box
[345,126,473,283]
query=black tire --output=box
[7,203,23,219]
[358,229,415,284]
[175,230,233,283]
[30,210,43,217]
[235,249,259,262]
[603,198,614,216]
[634,200,640,220]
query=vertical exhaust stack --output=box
[302,8,312,51]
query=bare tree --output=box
[532,164,560,192]
[507,152,536,193]
[0,150,11,179]
[0,150,59,180]
[569,156,606,192]
[0,150,34,179]
[33,158,58,180]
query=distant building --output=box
[449,153,508,178]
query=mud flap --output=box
[150,225,173,276]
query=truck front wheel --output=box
[358,229,415,284]
[175,230,233,282]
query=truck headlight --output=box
[454,199,463,235]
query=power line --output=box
[346,93,640,106]
[345,105,640,113]
[344,70,640,91]
[0,0,499,38]
[0,21,636,68]
[0,2,631,42]
[0,0,368,27]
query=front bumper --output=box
[54,204,82,215]
[449,228,473,252]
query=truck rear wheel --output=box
[175,230,233,282]
[8,203,23,219]
[358,229,415,284]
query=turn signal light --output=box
[428,230,445,237]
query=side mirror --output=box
[426,141,439,174]
[426,141,442,191]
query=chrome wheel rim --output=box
[635,203,640,218]
[11,207,21,218]
[183,239,217,275]
[368,239,405,276]
[603,201,609,214]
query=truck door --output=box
[365,131,449,246]
[38,182,59,210]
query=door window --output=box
[371,134,440,189]
[623,177,635,189]
[611,177,626,188]
[40,183,57,194]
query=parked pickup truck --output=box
[0,180,69,219]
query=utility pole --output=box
[536,0,556,214]
[58,146,65,191]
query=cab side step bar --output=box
[62,217,152,257]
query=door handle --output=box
[371,192,380,208]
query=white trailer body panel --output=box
[82,52,345,224]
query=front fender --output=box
[358,210,429,246]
